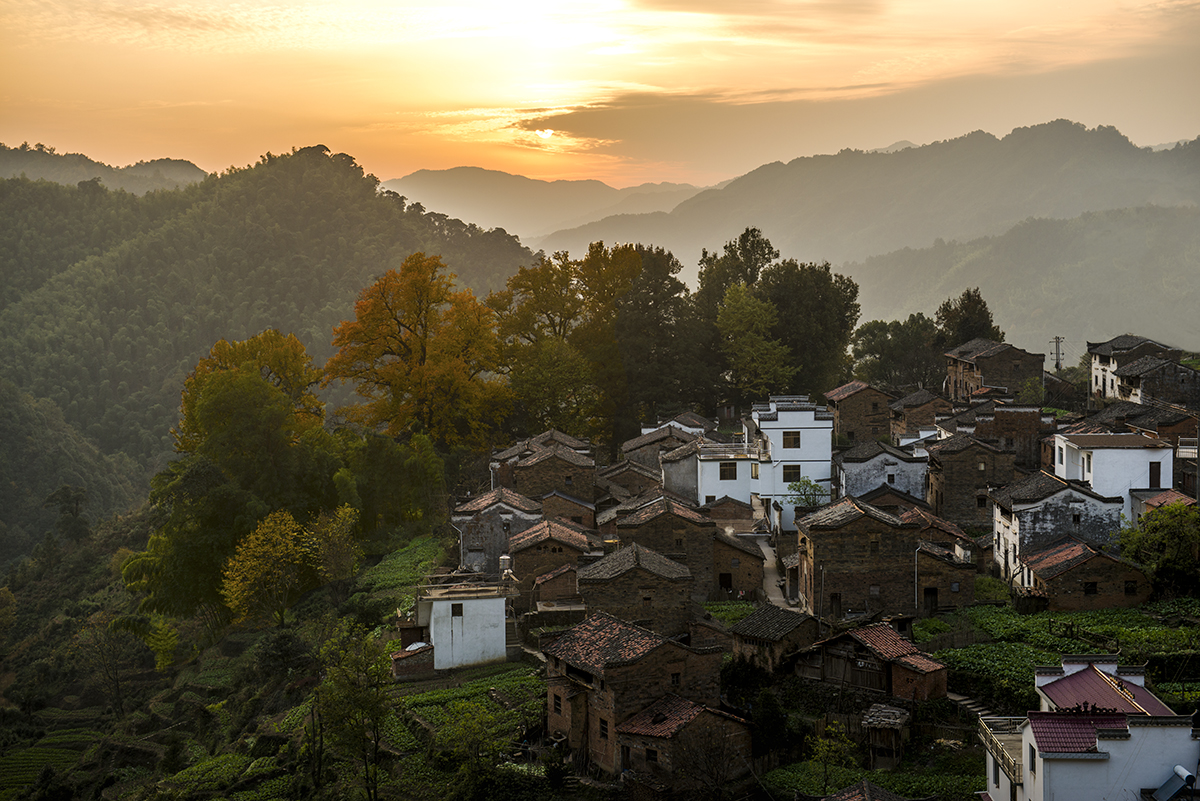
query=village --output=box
[391,332,1200,801]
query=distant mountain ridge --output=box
[534,120,1199,281]
[0,142,207,194]
[382,166,708,241]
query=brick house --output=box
[944,338,1044,403]
[511,445,597,500]
[729,604,820,672]
[712,532,766,599]
[970,405,1058,469]
[1113,356,1200,408]
[540,489,596,528]
[1017,537,1152,611]
[542,613,724,776]
[490,429,592,488]
[615,695,752,790]
[989,471,1123,583]
[900,507,987,572]
[890,389,953,444]
[698,495,760,536]
[615,496,717,604]
[507,519,603,612]
[926,433,1018,528]
[597,459,662,497]
[535,563,579,605]
[794,623,947,701]
[858,486,931,516]
[833,440,927,501]
[576,543,695,637]
[1087,334,1181,400]
[796,497,973,620]
[620,426,698,471]
[452,487,543,575]
[824,380,895,445]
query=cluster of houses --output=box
[389,332,1198,798]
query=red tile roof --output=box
[616,496,712,528]
[1040,664,1174,715]
[534,563,576,585]
[1020,538,1098,579]
[831,623,945,675]
[1027,711,1127,753]
[508,519,599,553]
[1144,489,1197,509]
[542,613,666,673]
[614,694,705,738]
[825,380,873,402]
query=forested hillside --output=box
[536,121,1200,277]
[0,142,208,195]
[0,146,536,564]
[849,205,1200,352]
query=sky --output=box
[3,0,1199,188]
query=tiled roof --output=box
[1142,489,1197,509]
[620,425,697,454]
[661,439,704,462]
[900,508,968,543]
[1087,334,1161,357]
[1027,711,1128,753]
[599,459,662,482]
[989,471,1120,510]
[508,519,599,553]
[825,380,872,402]
[576,543,691,582]
[799,497,908,530]
[889,388,944,412]
[540,489,595,510]
[1125,405,1195,431]
[670,411,716,430]
[925,432,1002,456]
[1040,664,1174,715]
[936,400,998,431]
[542,613,666,673]
[614,694,705,738]
[1019,537,1097,579]
[729,604,813,641]
[535,563,576,585]
[836,440,924,464]
[944,338,1005,361]
[517,444,596,468]
[1060,433,1170,450]
[699,495,753,512]
[453,487,542,515]
[1112,355,1172,378]
[714,531,766,559]
[824,623,945,674]
[616,496,713,528]
[859,486,931,511]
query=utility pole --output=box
[1049,336,1065,372]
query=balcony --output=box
[978,717,1024,784]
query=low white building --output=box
[663,396,833,532]
[415,583,514,671]
[1051,432,1173,519]
[833,440,926,500]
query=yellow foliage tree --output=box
[222,509,312,628]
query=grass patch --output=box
[357,535,448,617]
[704,600,756,626]
[0,747,80,793]
[765,760,985,801]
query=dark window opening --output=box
[783,431,801,449]
[1083,582,1098,595]
[782,465,804,483]
[671,672,681,686]
[1072,513,1081,525]
[718,573,733,590]
[719,461,737,480]
[451,603,463,617]
[977,496,987,508]
[646,748,658,763]
[553,694,562,714]
[599,718,609,739]
[1125,580,1137,596]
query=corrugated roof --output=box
[826,779,915,801]
[945,338,1005,361]
[729,604,813,641]
[1112,355,1173,378]
[614,694,705,738]
[989,471,1120,510]
[576,543,691,582]
[1143,489,1197,509]
[542,613,666,673]
[925,432,1002,456]
[714,531,766,560]
[1040,664,1174,715]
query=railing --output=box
[978,717,1024,784]
[1178,438,1197,460]
[699,444,762,459]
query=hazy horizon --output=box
[4,0,1198,188]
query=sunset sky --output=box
[3,0,1198,187]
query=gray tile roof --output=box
[1087,334,1161,356]
[835,440,924,464]
[542,613,666,672]
[799,496,909,530]
[1112,355,1173,378]
[577,543,692,582]
[729,604,813,641]
[454,487,542,515]
[620,425,697,454]
[888,388,944,412]
[989,471,1121,510]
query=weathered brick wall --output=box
[1043,560,1152,611]
[511,543,588,612]
[541,494,595,528]
[514,456,596,500]
[916,552,976,610]
[712,539,764,599]
[977,349,1044,397]
[537,568,578,603]
[392,645,435,680]
[459,507,540,575]
[617,712,752,781]
[974,407,1055,468]
[929,446,1016,528]
[607,645,723,722]
[605,466,662,496]
[733,620,819,671]
[1015,495,1122,555]
[836,388,894,444]
[892,664,946,701]
[618,516,715,604]
[1139,362,1200,407]
[800,516,924,619]
[892,397,953,440]
[578,568,695,637]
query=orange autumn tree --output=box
[324,252,508,447]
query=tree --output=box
[696,227,780,318]
[325,252,507,448]
[786,477,828,508]
[717,283,796,406]
[74,610,139,717]
[318,621,395,801]
[935,287,1004,349]
[809,719,857,793]
[1119,502,1200,598]
[851,313,943,390]
[42,485,90,543]
[221,509,313,627]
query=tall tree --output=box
[851,312,943,390]
[717,283,797,406]
[934,287,1004,349]
[1119,502,1200,598]
[324,252,507,448]
[695,227,780,318]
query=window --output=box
[1083,582,1098,595]
[783,431,802,449]
[646,748,658,763]
[643,596,652,609]
[553,694,562,714]
[1028,744,1036,774]
[705,495,716,504]
[565,474,573,486]
[1057,446,1064,465]
[599,718,609,739]
[978,461,986,472]
[869,540,879,556]
[571,516,582,524]
[887,473,895,485]
[1072,513,1081,525]
[1085,453,1092,473]
[675,537,684,548]
[782,465,804,483]
[451,603,463,617]
[1150,461,1162,488]
[869,585,880,597]
[977,496,987,508]
[671,672,681,686]
[872,402,879,412]
[1125,580,1138,596]
[951,582,960,593]
[993,753,1000,786]
[719,461,737,480]
[621,745,631,767]
[751,462,759,479]
[731,557,740,567]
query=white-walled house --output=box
[980,656,1194,801]
[415,583,513,670]
[1050,432,1173,519]
[833,440,926,500]
[988,472,1123,585]
[663,396,833,532]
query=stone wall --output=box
[578,567,695,637]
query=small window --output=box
[887,473,895,485]
[571,516,583,524]
[719,461,737,480]
[675,537,683,548]
[783,431,801,449]
[1057,447,1064,465]
[782,465,804,483]
[978,461,986,471]
[977,496,987,508]
[869,585,880,597]
[705,495,716,504]
[872,402,879,412]
[1125,580,1137,596]
[451,603,463,617]
[553,694,562,714]
[621,744,631,766]
[731,557,740,568]
[565,474,573,486]
[1029,744,1036,774]
[751,462,759,479]
[951,582,960,593]
[993,753,1000,786]
[643,596,652,609]
[599,718,609,739]
[671,672,681,686]
[646,748,658,763]
[869,540,879,556]
[1072,513,1081,525]
[1083,582,1098,595]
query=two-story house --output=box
[1113,356,1200,408]
[945,339,1044,404]
[824,380,895,444]
[832,440,927,501]
[452,487,543,575]
[1050,432,1173,519]
[926,433,1018,528]
[1087,334,1181,400]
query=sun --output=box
[535,129,555,139]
